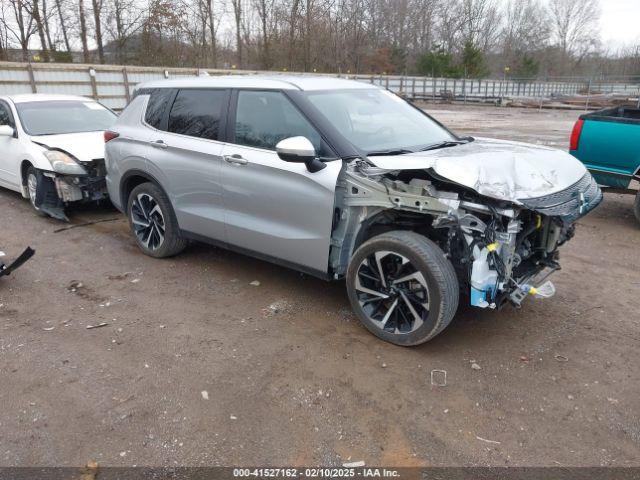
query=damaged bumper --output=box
[35,159,109,220]
[463,174,602,309]
[52,173,108,203]
[519,173,603,223]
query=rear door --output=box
[219,89,342,275]
[144,88,230,242]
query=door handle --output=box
[224,154,248,165]
[150,140,168,149]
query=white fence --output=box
[1,61,638,110]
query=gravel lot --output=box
[1,104,639,467]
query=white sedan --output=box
[0,94,116,219]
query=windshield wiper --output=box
[419,138,473,152]
[365,148,414,157]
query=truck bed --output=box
[570,106,640,190]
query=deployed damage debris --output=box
[0,247,35,278]
[330,155,602,310]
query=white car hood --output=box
[30,131,105,163]
[367,137,587,202]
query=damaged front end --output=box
[31,156,109,221]
[331,160,602,309]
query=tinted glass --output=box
[235,91,324,153]
[305,89,454,153]
[16,101,116,136]
[168,89,225,140]
[144,89,174,129]
[0,103,12,126]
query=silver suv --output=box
[105,76,601,346]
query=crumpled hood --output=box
[31,131,105,163]
[367,137,588,202]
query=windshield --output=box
[304,89,456,154]
[16,100,116,136]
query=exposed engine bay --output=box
[329,159,602,309]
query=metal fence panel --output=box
[0,62,638,110]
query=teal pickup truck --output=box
[569,106,640,222]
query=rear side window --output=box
[168,89,226,140]
[144,89,174,129]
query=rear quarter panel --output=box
[105,96,152,211]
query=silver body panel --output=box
[219,143,341,272]
[106,75,600,280]
[106,88,341,273]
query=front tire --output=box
[346,231,459,346]
[127,182,186,258]
[26,166,47,217]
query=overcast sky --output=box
[599,0,640,48]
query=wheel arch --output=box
[20,160,34,197]
[331,207,440,279]
[119,169,170,214]
[351,209,440,255]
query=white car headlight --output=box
[43,150,86,175]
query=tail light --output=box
[569,119,584,151]
[104,130,119,143]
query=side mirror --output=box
[276,136,326,173]
[0,125,15,137]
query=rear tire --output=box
[346,231,459,346]
[634,191,640,225]
[127,182,186,258]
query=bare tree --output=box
[54,0,72,52]
[253,0,274,68]
[0,1,11,59]
[229,0,242,66]
[78,0,90,62]
[105,0,144,63]
[500,0,549,73]
[549,0,600,60]
[2,0,38,60]
[23,0,51,61]
[91,0,105,62]
[457,0,501,52]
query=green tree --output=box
[514,53,540,77]
[460,41,489,78]
[416,47,461,78]
[390,46,408,74]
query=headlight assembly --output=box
[43,150,87,175]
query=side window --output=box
[144,89,174,130]
[234,91,325,154]
[168,89,226,140]
[0,102,13,127]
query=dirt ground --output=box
[0,104,639,468]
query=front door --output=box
[0,100,22,189]
[220,89,342,275]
